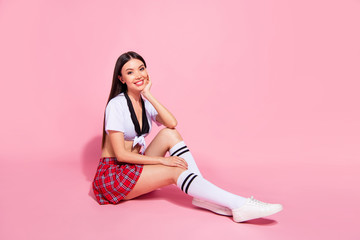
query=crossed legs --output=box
[123,128,185,200]
[123,128,283,222]
[124,127,243,212]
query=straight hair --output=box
[101,51,147,148]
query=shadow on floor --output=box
[82,135,102,182]
[132,185,277,225]
[131,185,194,209]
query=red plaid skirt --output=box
[92,157,143,205]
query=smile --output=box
[134,80,144,86]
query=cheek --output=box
[123,76,133,83]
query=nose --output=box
[135,71,142,79]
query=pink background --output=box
[1,0,359,239]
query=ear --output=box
[118,75,124,84]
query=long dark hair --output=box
[101,51,147,148]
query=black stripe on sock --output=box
[181,173,194,192]
[171,145,188,156]
[185,175,198,194]
[176,149,190,157]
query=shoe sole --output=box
[192,198,232,216]
[233,204,283,222]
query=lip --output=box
[134,80,144,86]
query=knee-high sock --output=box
[169,141,202,177]
[176,170,247,210]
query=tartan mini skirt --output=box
[92,157,143,205]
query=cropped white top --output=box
[105,92,161,154]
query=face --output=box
[119,58,148,93]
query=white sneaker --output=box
[232,196,283,222]
[192,198,232,216]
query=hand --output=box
[160,156,188,169]
[141,75,152,99]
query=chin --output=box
[129,86,144,93]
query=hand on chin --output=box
[141,79,151,99]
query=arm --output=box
[141,77,177,128]
[109,130,162,164]
[108,130,187,169]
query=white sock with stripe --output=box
[176,170,247,210]
[169,141,202,176]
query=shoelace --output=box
[249,196,270,206]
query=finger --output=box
[174,159,184,168]
[178,160,188,169]
[178,162,188,169]
[177,158,188,167]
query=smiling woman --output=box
[92,51,283,223]
[120,59,147,89]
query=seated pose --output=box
[92,51,283,222]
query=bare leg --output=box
[124,128,232,217]
[144,127,183,157]
[123,165,185,200]
[124,128,184,200]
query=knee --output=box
[159,127,183,142]
[170,167,186,185]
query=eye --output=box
[127,71,133,75]
[140,67,145,71]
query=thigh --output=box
[123,164,185,200]
[144,128,183,157]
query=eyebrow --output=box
[125,64,145,71]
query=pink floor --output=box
[1,135,359,240]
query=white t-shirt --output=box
[105,92,161,153]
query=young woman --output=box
[92,51,283,222]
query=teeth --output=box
[135,80,143,85]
